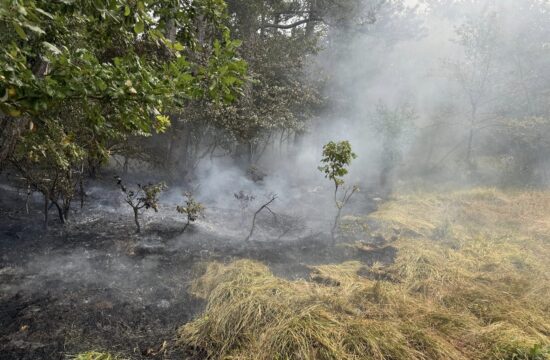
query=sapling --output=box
[116,177,166,233]
[234,190,255,224]
[318,141,359,245]
[177,192,205,233]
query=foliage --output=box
[186,0,328,165]
[0,0,246,208]
[178,188,550,360]
[116,177,166,233]
[318,140,357,188]
[10,115,86,226]
[176,192,205,233]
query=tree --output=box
[0,0,246,221]
[116,178,166,233]
[453,11,498,167]
[373,101,416,191]
[318,140,358,245]
[204,0,328,166]
[177,192,205,233]
[234,190,255,224]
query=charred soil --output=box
[0,184,385,359]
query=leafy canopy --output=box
[0,0,246,169]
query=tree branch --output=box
[245,194,278,241]
[261,17,321,30]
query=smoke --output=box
[278,0,550,189]
[53,0,550,240]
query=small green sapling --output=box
[177,192,205,233]
[318,141,359,245]
[116,177,166,233]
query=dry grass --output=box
[178,188,550,360]
[70,351,124,360]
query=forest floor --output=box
[1,183,549,359]
[0,179,386,360]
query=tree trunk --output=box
[79,177,85,209]
[63,201,71,221]
[182,219,190,233]
[466,127,474,167]
[466,104,477,167]
[0,115,27,167]
[122,156,129,177]
[43,194,49,230]
[235,141,253,168]
[25,184,31,214]
[88,162,97,179]
[331,207,343,246]
[133,207,141,233]
[53,202,66,224]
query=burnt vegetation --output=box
[1,0,550,359]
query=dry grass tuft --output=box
[178,188,550,360]
[70,351,124,360]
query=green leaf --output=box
[23,23,45,35]
[34,8,54,19]
[137,1,145,12]
[124,5,131,16]
[14,23,27,40]
[42,42,62,55]
[173,42,185,51]
[95,79,107,91]
[134,21,144,34]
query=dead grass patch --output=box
[178,188,550,360]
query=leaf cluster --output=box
[318,140,357,187]
[118,179,166,213]
[177,192,205,223]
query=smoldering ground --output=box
[2,0,550,358]
[0,164,386,359]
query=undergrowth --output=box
[178,188,550,360]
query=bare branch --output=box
[245,194,278,242]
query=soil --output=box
[0,180,391,359]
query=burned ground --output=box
[0,182,385,359]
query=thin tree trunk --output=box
[53,202,65,224]
[80,177,85,209]
[25,184,31,214]
[122,156,129,177]
[331,207,343,246]
[466,102,477,166]
[182,219,190,233]
[133,207,141,233]
[63,202,70,221]
[43,194,49,230]
[466,127,474,166]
